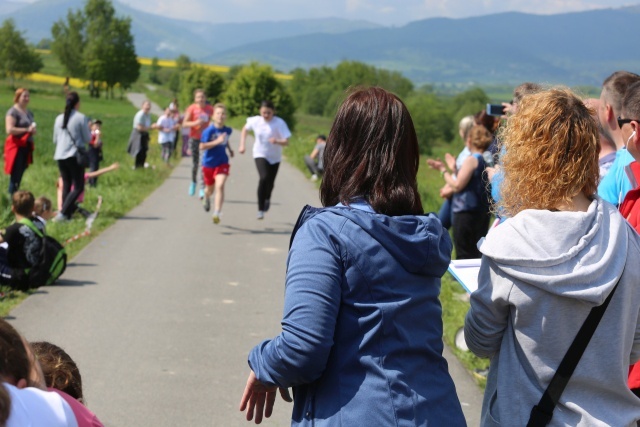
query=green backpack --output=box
[18,218,67,287]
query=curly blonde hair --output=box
[497,88,599,216]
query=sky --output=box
[17,0,637,26]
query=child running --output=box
[199,103,233,224]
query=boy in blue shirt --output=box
[200,103,233,224]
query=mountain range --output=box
[1,0,639,86]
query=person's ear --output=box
[605,103,615,122]
[16,378,27,389]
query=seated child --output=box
[1,191,44,268]
[34,196,55,229]
[304,134,326,181]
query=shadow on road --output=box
[54,279,98,287]
[220,225,293,236]
[119,216,163,221]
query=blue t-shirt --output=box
[597,148,634,206]
[200,125,233,168]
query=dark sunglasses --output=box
[617,117,639,129]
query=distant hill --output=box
[3,1,639,85]
[209,6,640,86]
[0,0,382,59]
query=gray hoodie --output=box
[465,197,640,426]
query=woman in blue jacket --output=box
[240,87,466,426]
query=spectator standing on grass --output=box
[127,100,155,169]
[5,87,36,195]
[156,106,179,166]
[200,103,233,224]
[240,87,465,426]
[182,89,213,197]
[303,134,326,181]
[597,71,640,206]
[464,88,640,426]
[238,100,291,220]
[428,115,475,230]
[53,91,91,222]
[87,119,103,187]
[428,124,492,259]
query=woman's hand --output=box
[239,370,292,424]
[426,158,445,172]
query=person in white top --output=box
[239,100,292,220]
[0,318,77,427]
[156,106,179,165]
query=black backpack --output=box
[18,218,67,287]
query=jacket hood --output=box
[479,197,629,304]
[292,204,452,277]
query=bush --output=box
[223,62,296,130]
[179,66,225,108]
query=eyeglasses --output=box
[617,117,639,129]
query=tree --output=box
[0,19,43,86]
[224,63,296,130]
[51,9,86,80]
[179,66,225,108]
[175,54,191,71]
[50,0,139,98]
[149,57,161,84]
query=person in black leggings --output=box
[52,91,91,222]
[239,100,292,220]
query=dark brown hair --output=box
[0,319,30,386]
[12,190,35,217]
[320,87,422,216]
[31,342,84,402]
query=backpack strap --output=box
[527,273,623,426]
[18,218,44,238]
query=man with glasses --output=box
[617,81,640,397]
[596,71,640,206]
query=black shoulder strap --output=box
[527,275,623,426]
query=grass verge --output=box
[0,80,172,316]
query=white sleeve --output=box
[277,118,292,139]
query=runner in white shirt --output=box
[239,100,291,220]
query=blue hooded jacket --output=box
[249,203,466,426]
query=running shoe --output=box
[188,182,196,196]
[203,197,211,212]
[212,212,220,224]
[199,188,205,199]
[257,211,264,220]
[264,199,270,212]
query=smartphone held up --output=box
[486,103,506,117]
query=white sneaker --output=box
[257,211,264,220]
[311,174,318,181]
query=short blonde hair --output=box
[498,87,599,216]
[213,103,226,111]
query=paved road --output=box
[8,129,483,426]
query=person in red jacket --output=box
[4,88,36,194]
[616,81,640,395]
